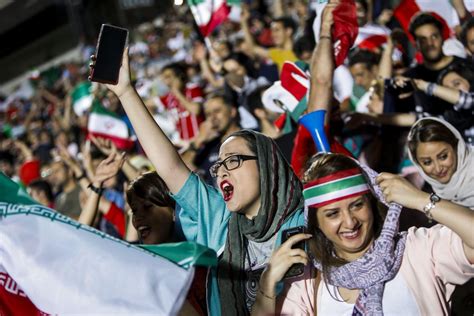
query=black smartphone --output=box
[89,24,129,85]
[281,226,306,279]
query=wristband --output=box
[319,35,332,41]
[74,173,87,181]
[87,183,103,195]
[426,83,436,97]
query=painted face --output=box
[441,71,470,92]
[350,63,376,91]
[204,98,236,134]
[466,27,474,56]
[416,141,457,184]
[316,195,374,262]
[215,136,260,219]
[131,197,174,245]
[415,24,444,63]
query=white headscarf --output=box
[408,117,474,209]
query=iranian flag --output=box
[87,100,135,150]
[0,172,216,315]
[188,0,239,37]
[71,81,94,116]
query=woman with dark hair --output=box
[253,152,474,315]
[101,48,305,316]
[407,117,474,208]
[126,171,177,244]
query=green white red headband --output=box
[303,168,370,208]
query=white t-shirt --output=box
[317,271,420,316]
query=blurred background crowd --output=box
[0,1,473,312]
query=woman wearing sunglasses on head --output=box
[100,48,305,315]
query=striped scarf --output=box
[306,162,407,315]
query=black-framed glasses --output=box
[209,155,258,178]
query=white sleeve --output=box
[333,65,354,103]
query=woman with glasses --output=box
[101,49,305,316]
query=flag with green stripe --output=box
[0,172,216,315]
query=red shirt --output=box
[160,83,204,140]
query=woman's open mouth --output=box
[340,225,362,240]
[220,180,234,202]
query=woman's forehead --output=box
[219,136,249,157]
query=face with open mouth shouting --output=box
[316,195,374,262]
[131,197,175,245]
[214,136,261,219]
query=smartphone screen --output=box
[90,24,128,85]
[281,226,306,278]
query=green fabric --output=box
[140,242,217,268]
[0,172,37,206]
[303,174,366,198]
[71,82,92,103]
[217,130,304,316]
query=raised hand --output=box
[376,172,428,210]
[259,233,311,295]
[90,135,118,156]
[56,144,83,178]
[92,152,126,185]
[90,48,133,98]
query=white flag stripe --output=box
[304,184,370,207]
[88,112,129,139]
[0,204,193,314]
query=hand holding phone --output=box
[281,226,307,279]
[89,24,129,85]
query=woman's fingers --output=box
[280,233,312,250]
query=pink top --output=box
[279,225,474,315]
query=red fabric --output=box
[291,125,353,179]
[280,62,309,101]
[104,203,126,238]
[393,0,420,42]
[186,267,208,316]
[197,2,230,37]
[0,272,48,316]
[160,84,204,140]
[274,113,287,130]
[394,1,451,43]
[19,160,41,186]
[303,167,363,188]
[358,35,388,52]
[332,0,359,67]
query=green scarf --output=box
[217,130,304,315]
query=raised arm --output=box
[101,48,191,194]
[78,152,125,226]
[377,173,474,264]
[240,4,269,59]
[307,0,339,123]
